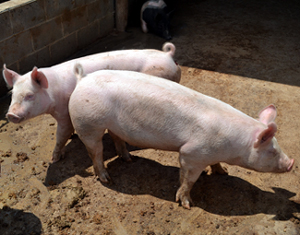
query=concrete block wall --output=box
[0,0,115,97]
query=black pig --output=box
[141,0,172,40]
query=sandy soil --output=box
[1,0,300,234]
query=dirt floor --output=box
[1,0,300,234]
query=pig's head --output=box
[247,104,294,173]
[154,10,172,40]
[3,65,50,123]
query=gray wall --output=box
[0,0,115,97]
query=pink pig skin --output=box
[2,43,181,162]
[69,65,294,209]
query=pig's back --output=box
[53,48,180,83]
[54,49,173,73]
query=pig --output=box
[2,43,181,163]
[141,0,172,40]
[69,64,294,209]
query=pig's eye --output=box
[25,93,35,101]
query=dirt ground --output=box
[1,0,300,234]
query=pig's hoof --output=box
[52,149,65,163]
[51,154,61,163]
[182,201,191,210]
[178,197,192,210]
[98,170,111,184]
[176,190,192,209]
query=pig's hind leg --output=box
[80,130,111,183]
[108,130,132,162]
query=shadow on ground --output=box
[44,135,300,221]
[0,206,42,235]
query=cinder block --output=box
[77,21,100,50]
[44,0,76,20]
[10,0,46,34]
[61,5,89,36]
[50,33,78,64]
[0,0,35,12]
[99,13,114,38]
[0,10,13,41]
[18,47,52,73]
[75,0,87,7]
[0,0,116,98]
[87,1,103,23]
[100,0,114,15]
[0,31,34,66]
[83,0,98,5]
[30,17,63,51]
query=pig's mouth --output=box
[286,158,294,172]
[6,113,25,123]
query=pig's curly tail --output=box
[74,63,85,82]
[162,42,176,57]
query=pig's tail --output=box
[162,42,176,57]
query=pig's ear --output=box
[258,104,277,125]
[254,122,277,148]
[31,67,48,89]
[2,64,20,88]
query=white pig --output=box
[2,43,181,162]
[69,64,294,209]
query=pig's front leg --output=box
[108,130,132,162]
[176,152,206,209]
[52,118,74,162]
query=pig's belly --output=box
[108,124,184,152]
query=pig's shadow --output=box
[45,134,300,221]
[0,206,42,235]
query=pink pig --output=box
[2,43,181,162]
[69,64,294,209]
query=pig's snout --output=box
[6,113,24,123]
[286,158,294,172]
[279,157,294,173]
